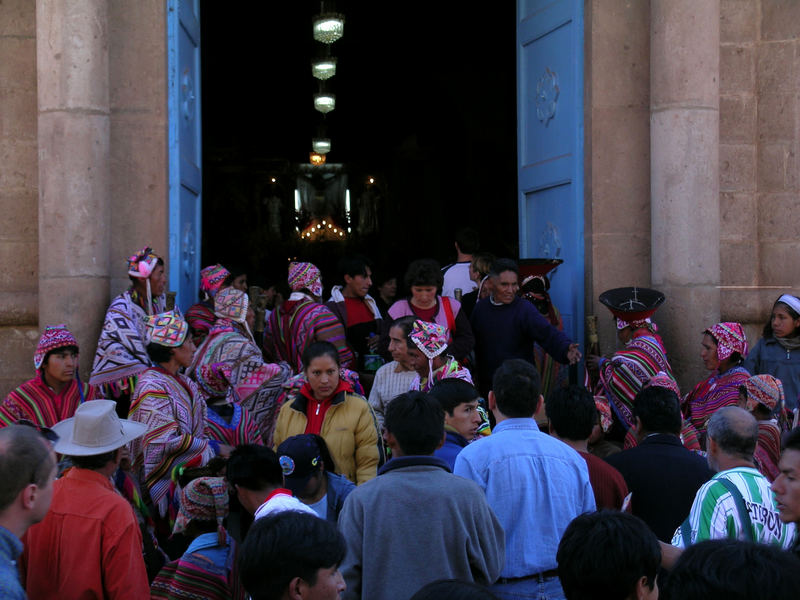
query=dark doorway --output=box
[200,2,517,291]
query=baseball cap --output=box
[277,434,324,496]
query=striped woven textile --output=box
[671,467,796,548]
[129,367,214,518]
[187,319,291,447]
[151,536,245,600]
[205,404,263,447]
[0,375,94,428]
[263,298,355,371]
[598,332,674,430]
[682,366,750,438]
[754,420,782,482]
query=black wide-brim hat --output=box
[599,287,665,322]
[518,258,564,279]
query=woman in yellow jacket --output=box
[273,341,383,484]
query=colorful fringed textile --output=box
[263,298,355,371]
[682,366,750,438]
[534,305,566,401]
[150,534,245,600]
[0,375,94,428]
[90,289,165,388]
[128,367,213,518]
[598,331,674,430]
[411,357,474,393]
[205,404,263,447]
[754,420,782,482]
[189,319,290,447]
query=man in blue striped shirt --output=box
[455,359,595,600]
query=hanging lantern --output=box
[314,93,336,114]
[312,138,331,154]
[309,152,326,166]
[311,57,337,80]
[313,14,345,44]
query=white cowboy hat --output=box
[52,400,149,456]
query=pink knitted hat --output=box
[34,325,79,370]
[288,262,323,297]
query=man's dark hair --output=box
[41,346,79,370]
[238,511,346,600]
[226,444,283,491]
[660,539,800,600]
[489,258,519,278]
[491,359,541,418]
[557,510,660,600]
[390,315,417,340]
[70,449,117,470]
[404,259,443,290]
[454,227,480,255]
[222,264,247,287]
[385,392,444,455]
[428,379,480,416]
[546,385,597,441]
[0,425,53,511]
[410,579,498,600]
[146,342,174,365]
[707,406,758,460]
[338,255,370,282]
[632,386,682,435]
[783,426,800,452]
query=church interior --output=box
[200,1,519,291]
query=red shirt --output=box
[344,297,374,327]
[21,467,150,600]
[579,451,630,510]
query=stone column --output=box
[650,1,720,388]
[36,0,111,376]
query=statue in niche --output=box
[357,187,380,236]
[265,195,283,237]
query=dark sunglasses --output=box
[17,419,60,445]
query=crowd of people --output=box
[2,227,800,600]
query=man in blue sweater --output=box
[428,378,483,469]
[471,258,581,396]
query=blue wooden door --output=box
[517,0,584,367]
[167,0,202,312]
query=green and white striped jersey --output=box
[671,467,796,549]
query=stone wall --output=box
[0,0,39,396]
[0,1,169,399]
[585,0,652,357]
[108,1,169,298]
[720,0,800,345]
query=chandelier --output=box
[311,57,337,80]
[312,138,331,154]
[309,151,326,166]
[314,93,336,114]
[312,14,345,44]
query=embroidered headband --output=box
[288,262,323,298]
[173,477,229,545]
[145,311,188,347]
[777,294,800,316]
[704,322,748,361]
[214,287,249,323]
[200,264,230,296]
[742,374,784,412]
